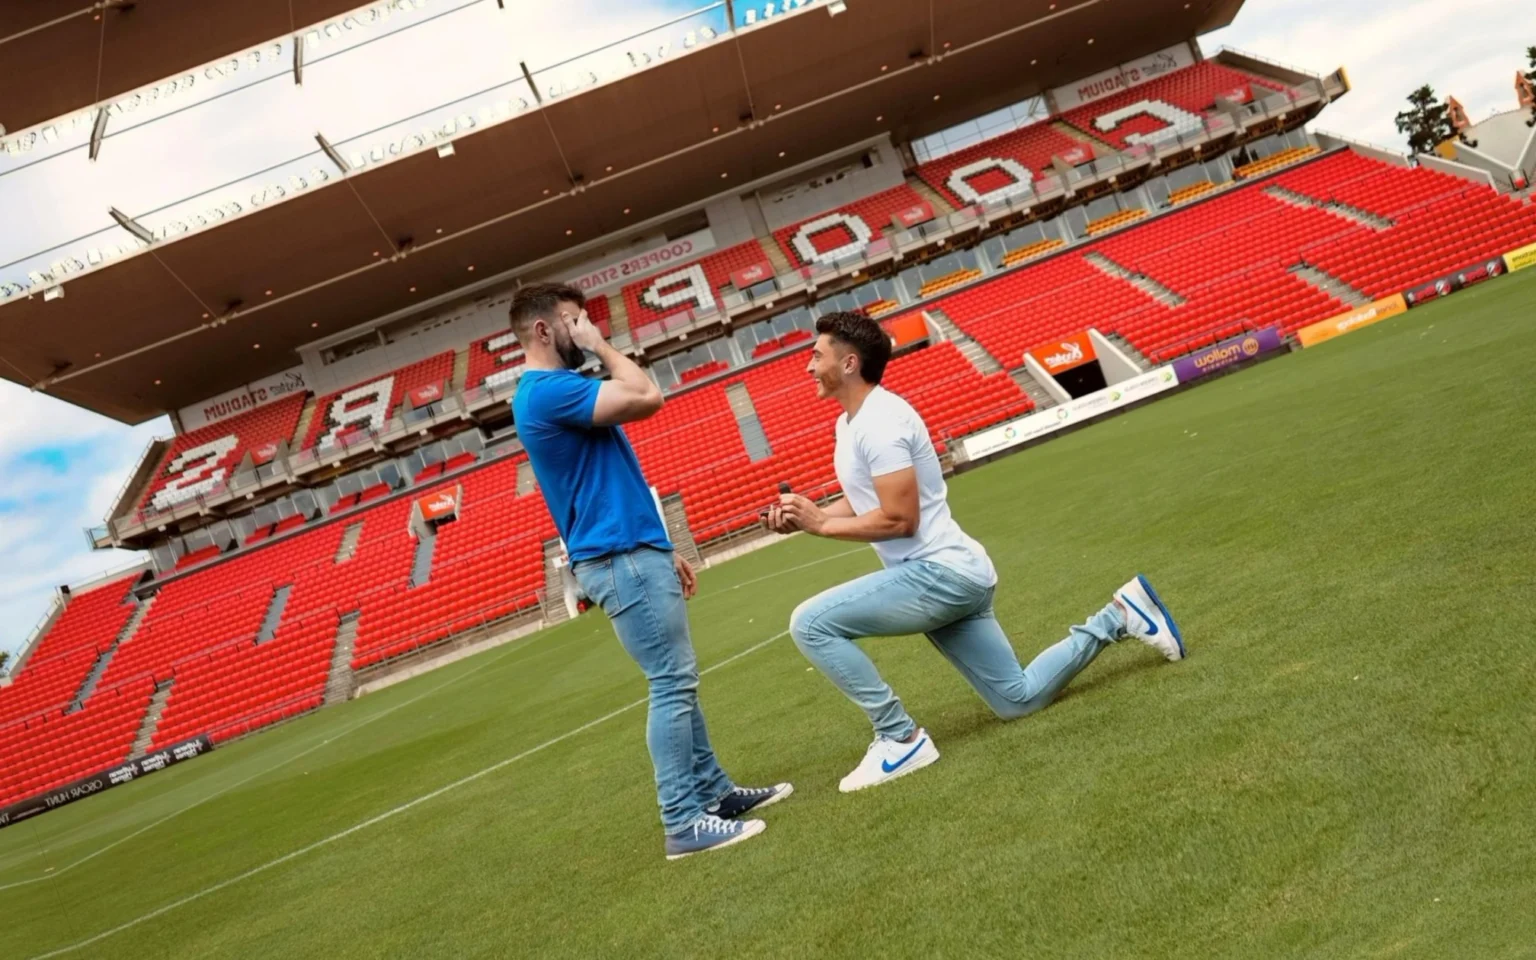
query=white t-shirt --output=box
[833,386,997,587]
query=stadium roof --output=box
[0,0,365,135]
[1,0,1246,425]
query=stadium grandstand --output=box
[2,0,1534,832]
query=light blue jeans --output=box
[572,546,734,835]
[790,560,1126,740]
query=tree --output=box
[1527,46,1536,83]
[1395,85,1453,155]
[0,650,10,673]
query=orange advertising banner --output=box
[884,312,930,350]
[419,488,459,522]
[1027,331,1098,374]
[1296,294,1408,348]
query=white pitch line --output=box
[0,546,860,897]
[26,629,791,960]
[0,619,567,892]
[1,545,854,887]
[696,545,869,598]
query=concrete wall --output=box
[704,194,757,248]
[756,139,904,232]
[1417,153,1497,189]
[1315,132,1412,168]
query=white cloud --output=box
[1204,0,1530,149]
[0,0,692,661]
[0,382,165,658]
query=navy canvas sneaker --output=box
[707,783,795,820]
[664,814,767,861]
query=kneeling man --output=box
[765,312,1185,792]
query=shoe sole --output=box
[750,782,795,812]
[1136,574,1185,660]
[709,783,796,820]
[664,819,767,861]
[839,747,941,793]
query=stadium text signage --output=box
[1049,43,1197,111]
[180,367,309,432]
[1402,256,1506,308]
[1502,241,1536,274]
[962,367,1180,461]
[1296,295,1408,348]
[0,735,213,831]
[1028,332,1098,375]
[419,489,459,522]
[562,229,718,296]
[408,382,445,408]
[730,261,775,290]
[1170,327,1283,381]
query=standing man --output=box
[766,312,1185,793]
[511,283,791,859]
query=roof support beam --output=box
[315,133,350,175]
[724,1,759,125]
[88,108,108,161]
[109,206,154,245]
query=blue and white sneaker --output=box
[707,783,795,820]
[1114,575,1186,662]
[839,729,940,793]
[664,814,766,861]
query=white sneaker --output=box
[1114,574,1185,661]
[839,729,940,793]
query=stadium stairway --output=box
[335,522,364,563]
[608,292,633,342]
[725,382,774,461]
[410,529,437,588]
[1102,332,1152,370]
[1083,252,1187,306]
[927,308,1003,374]
[1265,184,1394,230]
[69,595,154,713]
[1289,264,1372,307]
[908,176,958,217]
[540,541,571,626]
[255,586,293,643]
[289,393,320,452]
[1009,367,1060,411]
[325,615,359,705]
[129,678,174,759]
[450,346,471,393]
[760,235,795,278]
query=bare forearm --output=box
[593,341,660,398]
[818,509,915,543]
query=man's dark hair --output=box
[815,311,891,384]
[509,282,586,339]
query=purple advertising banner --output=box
[1171,326,1283,382]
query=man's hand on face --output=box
[563,309,607,353]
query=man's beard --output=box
[556,334,586,370]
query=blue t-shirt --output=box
[512,369,671,561]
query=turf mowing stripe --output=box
[0,618,570,892]
[26,629,791,960]
[697,545,868,598]
[1,545,853,890]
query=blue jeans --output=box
[789,560,1126,740]
[572,546,734,835]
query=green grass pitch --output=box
[3,269,1534,960]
